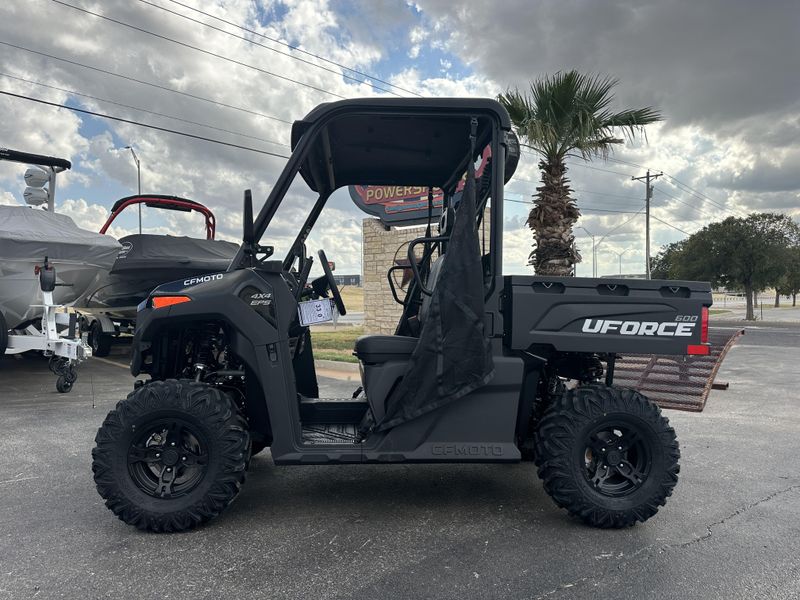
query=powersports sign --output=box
[347,146,491,225]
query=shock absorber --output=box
[194,322,219,381]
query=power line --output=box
[520,147,636,177]
[662,173,748,218]
[650,213,695,236]
[167,0,422,96]
[594,208,646,244]
[0,90,291,159]
[510,176,643,200]
[652,186,720,221]
[0,41,292,125]
[504,197,640,214]
[51,0,346,100]
[138,0,412,98]
[573,189,643,200]
[568,161,636,177]
[0,71,291,148]
[604,154,747,218]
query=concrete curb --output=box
[314,359,359,381]
[315,359,359,372]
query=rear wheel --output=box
[89,321,112,357]
[92,379,250,532]
[534,384,679,528]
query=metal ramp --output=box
[613,327,745,412]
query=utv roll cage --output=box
[230,98,510,291]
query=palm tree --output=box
[498,71,662,276]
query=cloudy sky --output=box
[1,0,798,276]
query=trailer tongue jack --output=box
[4,258,91,392]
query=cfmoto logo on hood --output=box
[581,319,695,337]
[184,273,224,286]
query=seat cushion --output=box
[354,335,418,363]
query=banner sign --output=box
[348,146,491,225]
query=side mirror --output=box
[243,189,254,246]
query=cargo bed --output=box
[503,276,713,355]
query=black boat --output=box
[76,195,238,321]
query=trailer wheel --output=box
[56,365,77,393]
[56,374,74,393]
[534,384,680,528]
[0,311,7,356]
[92,380,250,532]
[89,321,112,357]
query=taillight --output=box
[701,306,709,344]
[687,344,710,355]
[152,295,191,309]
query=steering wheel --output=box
[317,249,346,316]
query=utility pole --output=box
[631,170,662,278]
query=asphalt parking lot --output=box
[1,327,799,599]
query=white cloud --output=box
[1,0,797,282]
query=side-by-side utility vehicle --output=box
[92,98,712,532]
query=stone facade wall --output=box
[362,209,491,335]
[362,218,424,334]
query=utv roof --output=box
[290,98,511,193]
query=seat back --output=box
[419,254,445,325]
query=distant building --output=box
[334,274,361,287]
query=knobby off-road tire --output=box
[92,379,250,532]
[534,384,680,528]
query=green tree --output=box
[776,246,800,307]
[672,213,799,320]
[498,71,662,275]
[650,240,687,279]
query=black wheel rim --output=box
[127,417,209,499]
[581,419,652,498]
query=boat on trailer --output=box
[74,195,238,354]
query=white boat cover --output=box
[0,206,120,327]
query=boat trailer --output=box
[3,258,91,393]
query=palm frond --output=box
[498,70,662,162]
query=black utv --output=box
[92,98,712,532]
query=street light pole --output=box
[350,219,363,285]
[124,145,142,234]
[576,226,596,278]
[610,248,630,274]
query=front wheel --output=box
[534,384,680,528]
[92,380,250,532]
